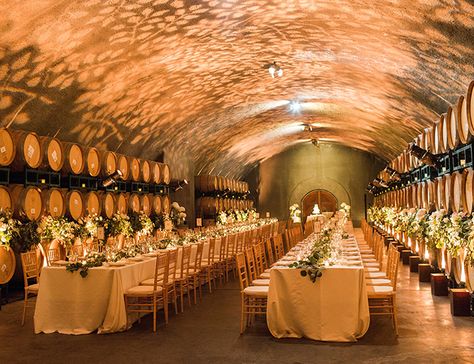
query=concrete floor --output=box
[1,236,474,363]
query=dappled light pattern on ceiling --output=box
[1,0,474,177]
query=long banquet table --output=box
[266,232,370,342]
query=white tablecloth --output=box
[266,237,370,342]
[34,257,156,335]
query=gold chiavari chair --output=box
[367,247,400,336]
[46,248,61,266]
[176,245,192,312]
[265,239,275,267]
[366,245,397,285]
[200,238,215,293]
[253,242,271,277]
[244,249,269,286]
[236,253,268,334]
[213,236,227,286]
[272,234,285,261]
[125,251,169,332]
[20,251,40,326]
[225,234,237,281]
[188,243,204,304]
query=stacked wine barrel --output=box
[195,175,253,216]
[0,128,172,220]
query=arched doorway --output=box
[301,189,338,220]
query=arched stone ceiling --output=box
[0,0,473,178]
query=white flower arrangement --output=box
[289,203,301,223]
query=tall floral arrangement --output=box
[129,211,154,236]
[38,216,79,247]
[106,213,133,237]
[170,202,186,226]
[289,203,301,223]
[445,212,470,257]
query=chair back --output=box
[168,249,178,282]
[265,239,275,265]
[217,236,227,262]
[193,242,204,270]
[245,248,258,282]
[46,248,61,266]
[180,245,192,278]
[272,234,285,259]
[226,234,236,258]
[206,238,216,265]
[388,247,400,289]
[236,232,245,253]
[235,253,250,290]
[154,251,169,290]
[21,251,39,288]
[253,243,265,275]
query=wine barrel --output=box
[196,175,218,192]
[466,261,474,292]
[42,188,65,217]
[162,195,171,214]
[63,143,85,175]
[152,194,162,215]
[0,246,15,285]
[432,120,441,154]
[450,171,462,213]
[452,253,467,285]
[85,191,101,216]
[117,193,128,214]
[158,163,170,185]
[466,80,474,137]
[422,127,433,153]
[462,168,474,214]
[141,194,151,216]
[217,176,225,191]
[0,185,12,211]
[442,174,452,211]
[438,114,449,153]
[446,105,459,150]
[100,151,117,177]
[417,182,423,208]
[10,185,42,221]
[427,180,435,211]
[151,162,161,184]
[434,178,442,211]
[39,136,64,172]
[129,157,140,182]
[65,190,85,221]
[10,130,42,170]
[86,147,101,177]
[129,193,140,213]
[0,128,15,166]
[142,160,151,183]
[117,155,130,180]
[410,184,417,208]
[101,192,116,219]
[196,197,218,215]
[457,95,470,145]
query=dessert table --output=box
[266,236,370,342]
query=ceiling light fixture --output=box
[289,100,301,113]
[408,143,442,169]
[265,61,283,78]
[102,170,123,188]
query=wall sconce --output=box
[172,179,189,192]
[102,170,123,188]
[408,143,442,169]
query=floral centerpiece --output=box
[0,210,19,249]
[38,215,79,248]
[170,202,186,227]
[129,211,155,236]
[106,213,133,237]
[289,203,301,223]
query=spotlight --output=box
[408,143,442,169]
[102,170,123,188]
[383,166,401,181]
[311,138,319,147]
[173,179,189,192]
[373,178,388,188]
[289,100,301,113]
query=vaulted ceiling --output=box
[1,0,473,177]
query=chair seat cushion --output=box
[126,285,163,295]
[364,262,380,267]
[140,278,163,286]
[361,254,375,259]
[362,258,377,263]
[243,285,269,297]
[366,278,391,286]
[264,268,271,273]
[260,272,271,279]
[252,279,270,286]
[27,283,40,292]
[365,272,386,278]
[367,285,393,295]
[364,267,380,272]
